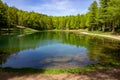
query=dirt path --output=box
[80,32,120,41]
[52,30,120,40]
[0,67,120,80]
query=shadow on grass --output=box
[0,64,120,80]
[0,68,45,80]
[78,66,120,80]
[0,67,120,80]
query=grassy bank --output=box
[16,26,39,34]
[0,62,120,74]
[0,27,38,35]
[45,30,120,41]
[80,32,120,41]
[22,27,38,34]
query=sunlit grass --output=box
[88,31,113,35]
[0,62,120,74]
[23,28,38,34]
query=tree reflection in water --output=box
[0,32,120,68]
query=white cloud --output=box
[3,0,91,16]
[80,9,89,14]
[28,0,81,16]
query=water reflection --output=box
[1,44,92,68]
[0,32,120,69]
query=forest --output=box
[0,0,120,33]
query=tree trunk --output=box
[102,24,105,32]
[112,21,115,33]
[8,23,10,33]
[112,26,115,33]
[0,27,1,35]
[91,26,94,31]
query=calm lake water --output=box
[0,31,120,69]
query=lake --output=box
[0,31,120,69]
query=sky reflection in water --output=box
[0,32,120,69]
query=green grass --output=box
[23,28,38,34]
[0,62,120,74]
[0,27,38,35]
[0,67,93,74]
[88,31,113,35]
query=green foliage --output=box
[0,0,120,33]
[88,1,98,31]
[0,0,8,28]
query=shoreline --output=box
[0,66,120,80]
[46,30,120,41]
[1,29,120,41]
[80,32,120,41]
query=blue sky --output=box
[2,0,98,16]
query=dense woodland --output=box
[0,0,120,33]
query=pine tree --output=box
[99,0,110,32]
[88,0,98,31]
[0,0,8,29]
[108,0,120,32]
